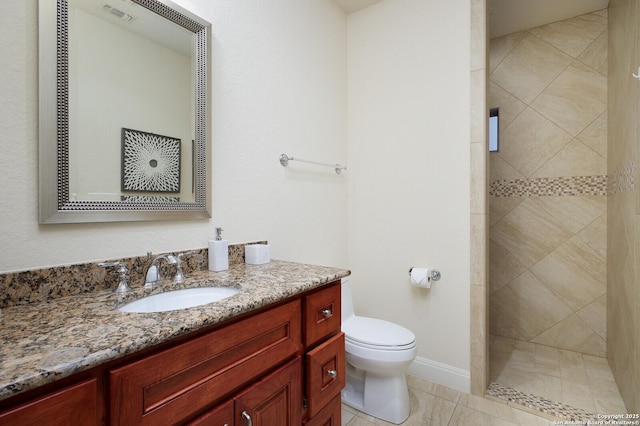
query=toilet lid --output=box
[342,316,416,349]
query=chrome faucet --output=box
[143,252,178,288]
[172,251,195,282]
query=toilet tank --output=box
[341,277,355,321]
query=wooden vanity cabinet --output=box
[110,300,302,425]
[0,378,100,426]
[302,283,345,424]
[0,280,345,425]
[188,357,302,426]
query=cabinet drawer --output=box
[303,282,341,347]
[304,394,341,426]
[305,332,345,419]
[0,378,99,426]
[110,300,301,425]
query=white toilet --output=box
[341,278,417,424]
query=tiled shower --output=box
[488,4,638,415]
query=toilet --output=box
[340,278,417,424]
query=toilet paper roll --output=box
[410,267,432,289]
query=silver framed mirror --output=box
[39,0,211,223]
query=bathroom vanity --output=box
[0,260,349,425]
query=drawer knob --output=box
[327,369,338,379]
[242,411,253,426]
[321,309,333,318]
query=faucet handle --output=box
[98,261,133,293]
[173,251,195,282]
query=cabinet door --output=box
[234,357,302,426]
[187,399,234,426]
[0,378,99,426]
[305,333,345,419]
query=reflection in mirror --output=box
[38,0,211,223]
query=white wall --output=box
[0,0,472,388]
[347,0,472,386]
[0,0,348,272]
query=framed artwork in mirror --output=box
[121,128,181,193]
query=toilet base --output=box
[341,364,410,424]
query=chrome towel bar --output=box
[279,153,347,174]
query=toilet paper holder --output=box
[409,267,441,282]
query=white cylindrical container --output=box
[208,227,228,271]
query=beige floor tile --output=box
[343,405,357,426]
[508,369,563,402]
[561,381,596,412]
[406,375,462,403]
[449,405,520,426]
[458,392,519,422]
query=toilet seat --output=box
[342,316,416,350]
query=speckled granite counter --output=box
[0,260,350,401]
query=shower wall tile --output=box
[530,236,605,312]
[488,81,526,132]
[488,196,523,227]
[528,12,607,58]
[532,314,606,357]
[491,199,572,268]
[489,10,608,358]
[531,140,606,178]
[491,34,572,104]
[489,238,527,293]
[498,108,573,177]
[489,154,524,182]
[531,61,607,137]
[576,294,606,339]
[488,31,525,73]
[577,111,607,158]
[578,30,608,76]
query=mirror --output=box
[39,0,211,223]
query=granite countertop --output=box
[0,260,350,401]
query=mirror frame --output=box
[38,0,211,223]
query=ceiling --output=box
[333,0,383,14]
[489,0,610,39]
[334,0,610,40]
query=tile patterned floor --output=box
[342,339,632,426]
[490,335,627,416]
[341,375,562,425]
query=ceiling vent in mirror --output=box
[102,4,136,23]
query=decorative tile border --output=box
[607,162,636,195]
[486,382,599,422]
[490,163,637,198]
[0,241,267,309]
[490,176,607,197]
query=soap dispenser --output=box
[208,227,229,271]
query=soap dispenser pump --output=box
[208,227,229,271]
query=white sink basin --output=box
[118,287,239,313]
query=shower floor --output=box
[489,335,627,418]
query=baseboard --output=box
[406,356,470,393]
